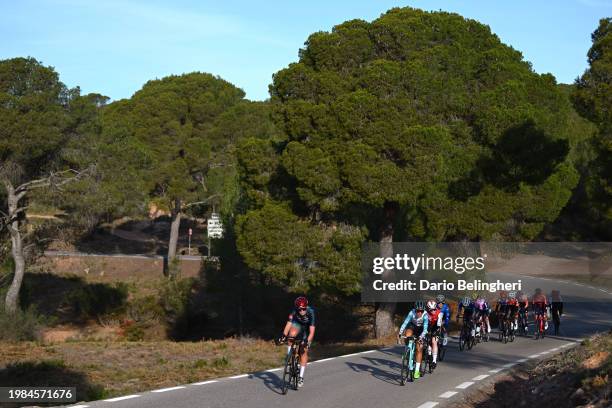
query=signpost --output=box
[188,228,193,255]
[207,213,224,257]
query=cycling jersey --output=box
[532,293,547,314]
[495,298,508,314]
[288,307,316,328]
[399,309,429,338]
[427,308,443,333]
[437,303,451,328]
[458,301,475,320]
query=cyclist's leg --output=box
[431,330,438,364]
[287,323,302,354]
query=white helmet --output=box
[426,300,437,311]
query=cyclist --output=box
[550,289,563,335]
[495,290,509,330]
[278,296,315,387]
[457,296,476,338]
[426,299,443,369]
[517,290,529,333]
[436,294,451,346]
[531,288,548,332]
[474,295,491,334]
[398,301,429,379]
[507,291,519,332]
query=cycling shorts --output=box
[404,322,424,338]
[290,322,311,341]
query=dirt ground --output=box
[453,331,612,408]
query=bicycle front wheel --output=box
[281,353,292,394]
[400,351,408,386]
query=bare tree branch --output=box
[183,194,221,210]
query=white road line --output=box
[340,352,362,358]
[502,363,516,368]
[192,380,218,385]
[230,374,249,379]
[489,368,504,373]
[472,374,490,381]
[314,357,336,363]
[456,381,474,389]
[152,386,186,393]
[104,395,140,402]
[550,347,560,351]
[528,354,540,358]
[439,391,458,398]
[265,368,282,372]
[68,405,89,408]
[517,358,528,363]
[416,402,438,408]
[540,351,551,354]
[361,350,377,354]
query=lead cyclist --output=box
[278,296,316,388]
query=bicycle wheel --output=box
[281,352,292,394]
[439,335,446,361]
[408,341,415,382]
[459,328,465,351]
[400,349,408,386]
[293,354,299,390]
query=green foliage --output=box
[67,282,128,319]
[236,201,365,294]
[0,306,45,341]
[572,18,612,234]
[157,277,196,323]
[237,7,586,294]
[0,57,72,178]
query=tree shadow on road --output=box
[345,359,401,386]
[250,371,284,395]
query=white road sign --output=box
[207,213,224,238]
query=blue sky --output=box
[1,0,610,101]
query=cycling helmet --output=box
[462,297,472,306]
[436,294,445,303]
[426,299,437,311]
[294,296,308,308]
[414,301,425,311]
[508,291,516,299]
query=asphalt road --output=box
[66,274,612,408]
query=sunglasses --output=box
[298,307,307,311]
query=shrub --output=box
[0,306,45,341]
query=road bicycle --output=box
[278,336,301,394]
[421,333,435,375]
[399,334,422,385]
[518,309,528,336]
[438,326,448,362]
[534,312,547,340]
[551,304,562,335]
[458,316,475,351]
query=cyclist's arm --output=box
[421,315,429,338]
[444,305,451,325]
[307,326,315,343]
[282,320,292,337]
[436,311,444,327]
[399,311,414,335]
